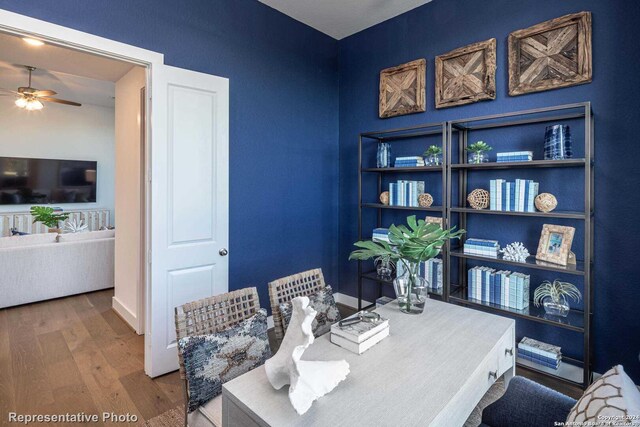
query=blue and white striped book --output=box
[519,337,561,359]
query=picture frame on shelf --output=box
[536,224,575,266]
[379,59,426,118]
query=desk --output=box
[223,298,515,427]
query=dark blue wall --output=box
[3,0,639,383]
[338,0,640,381]
[0,0,339,310]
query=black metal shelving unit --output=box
[447,102,594,389]
[358,123,448,310]
[355,103,594,389]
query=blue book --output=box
[501,181,507,211]
[468,268,474,300]
[510,183,515,212]
[523,180,530,212]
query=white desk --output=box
[222,298,515,427]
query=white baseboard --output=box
[112,296,140,334]
[334,292,371,309]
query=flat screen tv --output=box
[0,157,97,205]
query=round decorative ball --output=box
[379,191,390,206]
[418,193,433,208]
[535,193,558,213]
[467,189,490,210]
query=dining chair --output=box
[268,268,327,342]
[175,287,262,427]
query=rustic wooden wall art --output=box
[508,12,592,96]
[435,38,496,108]
[379,59,426,118]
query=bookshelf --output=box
[357,123,448,309]
[356,102,594,389]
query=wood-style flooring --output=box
[0,289,182,426]
[0,289,582,426]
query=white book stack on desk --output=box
[330,313,389,354]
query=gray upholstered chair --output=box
[174,287,263,427]
[480,376,576,427]
[268,268,329,342]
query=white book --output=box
[330,313,389,343]
[331,326,389,354]
[475,267,483,301]
[519,180,526,212]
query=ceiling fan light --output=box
[25,99,43,111]
[23,38,45,46]
[14,97,28,108]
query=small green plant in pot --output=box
[30,206,70,232]
[533,279,581,317]
[423,145,443,166]
[466,141,492,164]
[349,215,464,314]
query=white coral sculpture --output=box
[500,242,530,262]
[63,218,88,233]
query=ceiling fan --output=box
[0,65,81,110]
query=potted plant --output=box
[533,279,582,317]
[349,215,464,314]
[466,141,492,164]
[423,145,443,166]
[30,206,70,233]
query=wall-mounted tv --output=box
[0,157,97,205]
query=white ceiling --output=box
[0,32,135,82]
[0,60,116,108]
[258,0,432,40]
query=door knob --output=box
[488,371,497,380]
[505,348,514,356]
[219,248,228,256]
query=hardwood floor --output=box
[0,289,182,425]
[0,292,581,426]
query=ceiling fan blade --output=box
[0,87,20,95]
[32,90,57,97]
[39,96,82,107]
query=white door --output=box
[145,65,229,377]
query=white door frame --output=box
[0,9,162,374]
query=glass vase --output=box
[425,153,442,166]
[393,261,428,314]
[376,142,392,168]
[543,296,570,317]
[544,125,573,160]
[468,152,489,164]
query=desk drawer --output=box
[497,326,515,377]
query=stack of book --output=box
[496,151,533,162]
[397,258,443,291]
[489,179,539,212]
[517,337,561,370]
[464,238,499,257]
[372,228,390,243]
[468,267,530,310]
[389,180,425,207]
[394,156,425,167]
[330,313,389,354]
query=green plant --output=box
[533,279,582,307]
[466,141,492,153]
[349,216,464,311]
[423,145,443,157]
[30,206,70,229]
